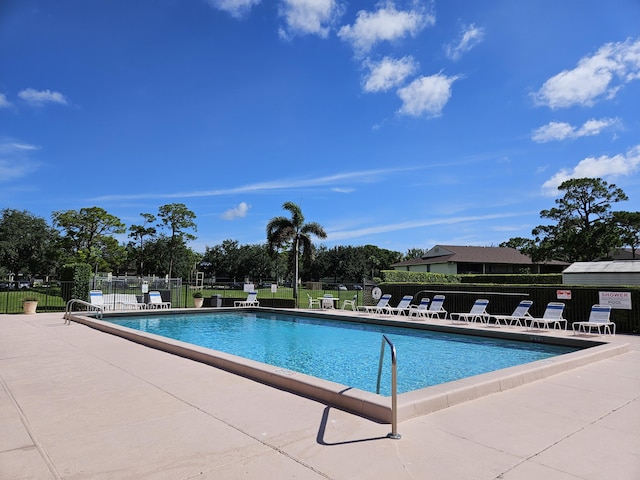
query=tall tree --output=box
[266,202,326,301]
[52,207,125,271]
[237,244,274,282]
[532,178,627,262]
[157,203,197,278]
[499,237,539,258]
[405,248,428,260]
[0,209,59,278]
[128,213,157,274]
[612,211,640,259]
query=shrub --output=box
[60,263,92,302]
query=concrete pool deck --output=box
[1,312,639,479]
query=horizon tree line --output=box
[1,179,639,284]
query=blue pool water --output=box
[109,312,578,396]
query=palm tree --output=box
[266,202,327,302]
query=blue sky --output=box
[2,0,640,254]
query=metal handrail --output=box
[376,334,401,440]
[64,299,103,324]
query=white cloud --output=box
[444,23,485,61]
[91,166,419,201]
[533,38,640,109]
[222,202,250,220]
[278,0,344,39]
[207,0,261,18]
[0,93,11,108]
[0,141,40,182]
[532,117,621,143]
[18,88,68,107]
[397,73,460,117]
[326,211,523,242]
[362,55,417,93]
[541,144,640,196]
[0,142,39,154]
[338,3,434,56]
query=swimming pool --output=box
[108,311,578,396]
[68,308,625,422]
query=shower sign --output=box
[598,291,632,309]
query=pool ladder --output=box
[64,299,103,324]
[377,335,401,439]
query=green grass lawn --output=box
[0,290,67,314]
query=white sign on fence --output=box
[598,291,632,309]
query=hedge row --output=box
[381,270,460,284]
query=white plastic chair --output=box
[321,294,336,309]
[89,290,105,312]
[342,295,357,310]
[407,297,430,318]
[148,291,171,309]
[307,294,321,309]
[422,295,448,319]
[383,295,414,315]
[572,305,615,335]
[450,299,490,324]
[234,291,259,307]
[358,294,392,315]
[491,300,533,327]
[528,302,566,330]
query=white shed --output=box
[563,261,640,286]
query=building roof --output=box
[563,260,640,274]
[392,245,568,267]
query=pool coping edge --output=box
[64,309,629,424]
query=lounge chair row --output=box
[356,293,615,335]
[90,290,171,311]
[358,294,447,318]
[89,290,261,311]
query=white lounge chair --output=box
[89,290,105,312]
[234,291,259,307]
[572,305,615,335]
[148,290,171,309]
[104,293,146,310]
[342,294,357,310]
[450,299,490,324]
[490,300,533,327]
[407,298,430,318]
[383,295,414,315]
[422,294,448,319]
[307,294,321,309]
[528,302,566,330]
[358,293,392,315]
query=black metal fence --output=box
[4,278,637,334]
[379,283,640,334]
[0,282,72,314]
[182,281,365,309]
[0,280,366,313]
